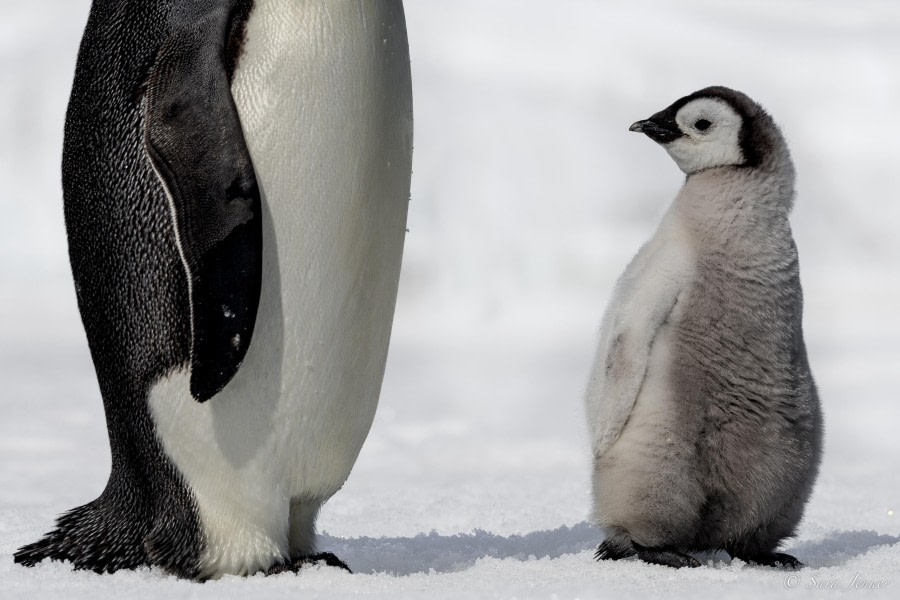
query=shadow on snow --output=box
[320,524,900,576]
[320,522,600,575]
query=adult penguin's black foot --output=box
[267,552,352,575]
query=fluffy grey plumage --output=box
[585,86,822,569]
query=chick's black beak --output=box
[628,120,650,133]
[629,118,683,144]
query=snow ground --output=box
[1,1,899,598]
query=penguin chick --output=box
[585,86,822,569]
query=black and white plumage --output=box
[586,86,822,569]
[15,0,412,579]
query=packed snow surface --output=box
[1,1,898,598]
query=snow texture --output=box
[1,0,899,598]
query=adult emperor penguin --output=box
[585,87,822,569]
[15,0,412,579]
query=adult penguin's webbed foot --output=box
[267,552,352,575]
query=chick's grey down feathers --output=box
[587,86,822,567]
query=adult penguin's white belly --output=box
[148,0,412,577]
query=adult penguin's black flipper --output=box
[144,3,262,402]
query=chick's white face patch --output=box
[664,98,745,174]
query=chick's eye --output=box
[695,119,711,131]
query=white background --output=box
[1,1,898,598]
